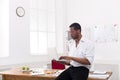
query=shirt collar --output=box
[71,37,85,48]
[80,37,85,43]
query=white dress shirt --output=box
[68,37,94,69]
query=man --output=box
[55,23,94,80]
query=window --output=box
[0,0,9,57]
[30,0,56,55]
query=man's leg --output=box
[70,66,89,80]
[55,67,72,80]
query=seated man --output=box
[55,23,94,80]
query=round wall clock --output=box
[16,7,25,17]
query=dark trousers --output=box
[55,66,89,80]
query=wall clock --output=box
[16,7,25,17]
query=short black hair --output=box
[69,23,81,32]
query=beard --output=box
[71,34,78,40]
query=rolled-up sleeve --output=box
[84,43,94,65]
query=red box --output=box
[52,59,65,70]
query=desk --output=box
[0,68,112,80]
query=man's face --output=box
[70,27,80,39]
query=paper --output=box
[31,72,44,75]
[89,74,109,79]
[30,68,45,75]
[93,71,106,74]
[30,68,45,73]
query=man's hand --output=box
[59,56,72,60]
[59,56,90,65]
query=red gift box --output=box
[52,59,65,70]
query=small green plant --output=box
[21,66,30,71]
[26,67,30,70]
[21,66,26,70]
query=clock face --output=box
[16,7,25,17]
